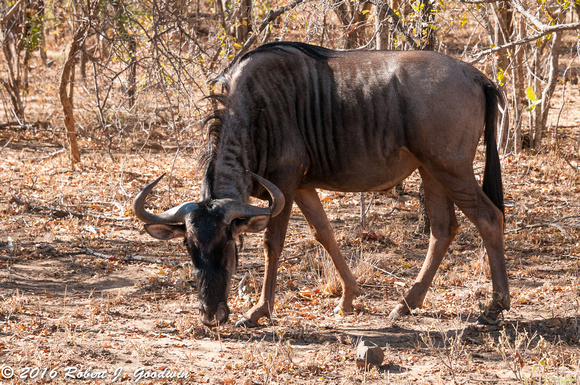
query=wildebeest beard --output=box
[186,203,238,326]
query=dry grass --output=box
[1,46,580,385]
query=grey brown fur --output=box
[134,42,509,327]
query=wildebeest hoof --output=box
[389,303,410,319]
[333,305,353,315]
[476,311,502,326]
[234,317,259,328]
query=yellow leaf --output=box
[526,86,536,101]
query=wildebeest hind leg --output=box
[420,166,509,323]
[295,188,359,314]
[390,168,458,319]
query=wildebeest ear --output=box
[232,215,270,235]
[144,224,186,240]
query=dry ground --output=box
[1,61,580,385]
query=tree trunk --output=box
[0,0,26,121]
[415,1,438,234]
[511,16,526,153]
[334,0,371,49]
[0,38,25,120]
[59,22,89,164]
[374,4,389,49]
[233,0,252,42]
[533,32,561,149]
[419,0,435,50]
[417,181,429,235]
[128,37,137,108]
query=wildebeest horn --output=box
[247,171,285,218]
[134,172,284,225]
[133,174,198,224]
[221,172,285,223]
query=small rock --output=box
[356,340,384,369]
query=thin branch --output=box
[0,0,24,26]
[22,148,65,162]
[372,264,407,281]
[211,0,307,85]
[506,215,580,239]
[367,0,419,49]
[469,21,580,63]
[510,0,544,31]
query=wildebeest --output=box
[133,42,509,328]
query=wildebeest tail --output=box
[481,82,504,215]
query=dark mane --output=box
[202,42,332,198]
[200,94,227,200]
[239,42,334,63]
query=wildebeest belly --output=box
[299,147,420,192]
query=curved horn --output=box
[133,174,198,224]
[247,171,285,218]
[221,172,285,224]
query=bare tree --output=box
[59,3,97,164]
[0,0,45,122]
[333,0,372,49]
[470,0,579,152]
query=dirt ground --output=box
[1,60,580,385]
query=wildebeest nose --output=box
[199,302,230,327]
[215,303,229,324]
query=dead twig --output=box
[372,264,407,281]
[0,0,24,26]
[211,0,308,85]
[506,215,580,239]
[10,195,131,221]
[22,149,65,162]
[237,250,313,272]
[73,246,180,266]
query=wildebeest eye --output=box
[184,238,201,261]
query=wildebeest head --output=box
[133,172,284,327]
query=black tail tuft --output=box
[481,83,504,215]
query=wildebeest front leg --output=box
[295,188,359,314]
[390,169,459,319]
[235,199,294,328]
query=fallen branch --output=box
[0,121,50,130]
[74,246,182,266]
[10,195,132,221]
[22,149,65,162]
[506,215,580,239]
[372,264,407,281]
